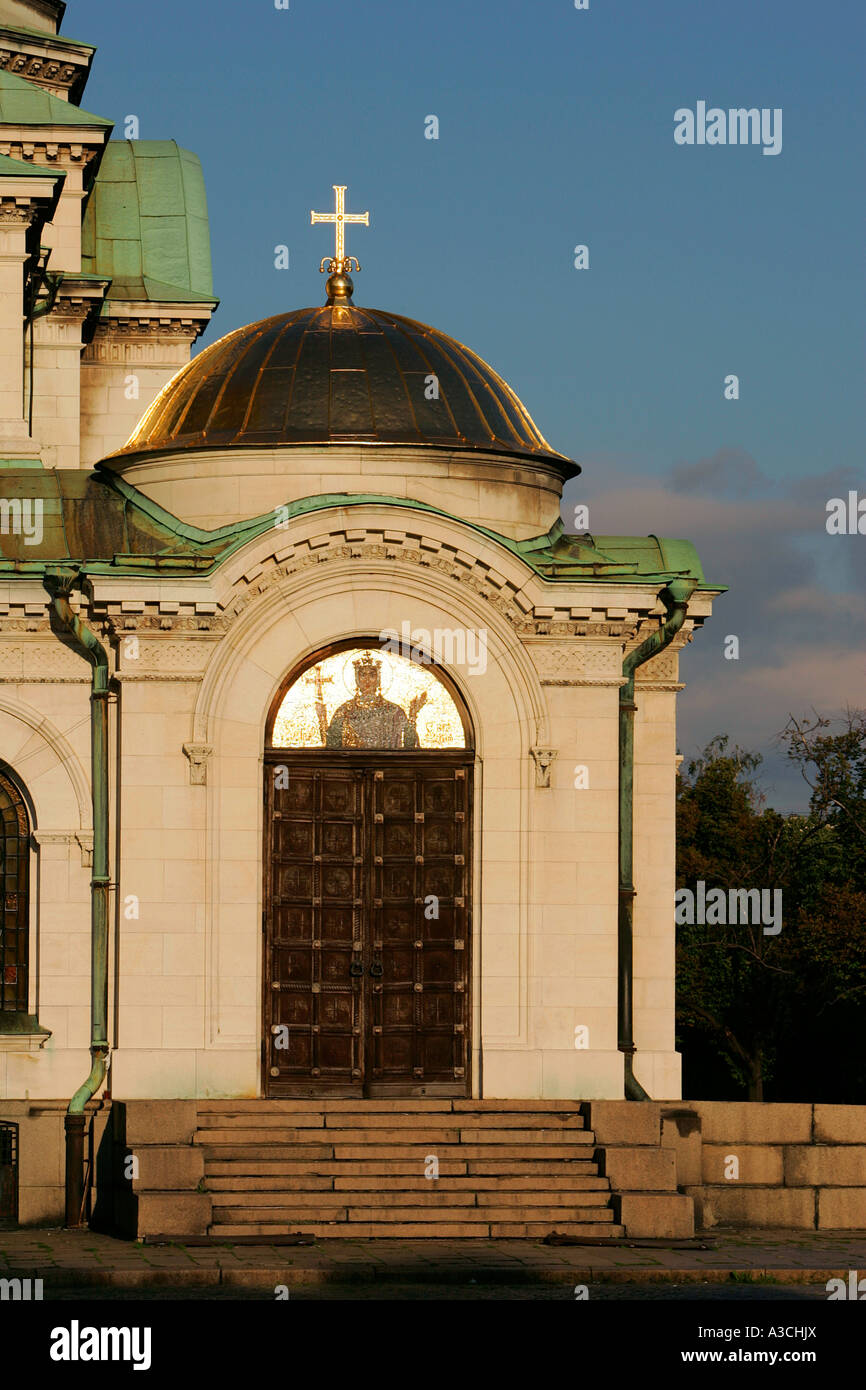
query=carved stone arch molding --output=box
[192,553,550,757]
[210,503,543,645]
[0,694,91,834]
[190,554,547,1063]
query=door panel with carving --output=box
[264,755,471,1097]
[265,767,364,1094]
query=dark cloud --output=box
[561,464,865,812]
[667,447,768,498]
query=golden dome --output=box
[112,304,577,474]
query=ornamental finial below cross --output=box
[311,184,370,276]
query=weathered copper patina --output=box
[111,303,577,470]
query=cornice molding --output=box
[0,45,88,100]
[212,528,657,641]
[87,316,210,344]
[1,522,704,662]
[87,540,649,640]
[0,136,104,168]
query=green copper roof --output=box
[0,66,110,126]
[81,141,215,305]
[0,151,63,225]
[0,150,64,179]
[0,468,217,571]
[517,523,708,580]
[0,471,719,589]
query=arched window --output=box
[268,643,471,751]
[0,772,29,1014]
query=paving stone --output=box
[2,1228,865,1286]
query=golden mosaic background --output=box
[271,648,466,749]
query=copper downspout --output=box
[43,568,111,1225]
[619,579,695,1100]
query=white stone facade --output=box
[0,485,718,1103]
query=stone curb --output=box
[1,1263,850,1289]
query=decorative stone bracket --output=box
[183,742,213,786]
[32,829,92,867]
[529,747,558,788]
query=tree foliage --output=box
[676,714,866,1101]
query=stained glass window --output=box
[0,772,29,1013]
[271,648,466,750]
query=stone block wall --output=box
[686,1102,866,1230]
[0,1098,109,1226]
[587,1100,866,1232]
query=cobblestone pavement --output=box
[1,1228,864,1295]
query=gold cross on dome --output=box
[311,185,369,275]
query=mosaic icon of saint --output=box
[324,655,426,748]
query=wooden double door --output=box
[263,753,472,1096]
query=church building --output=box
[0,1,722,1238]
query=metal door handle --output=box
[369,961,384,978]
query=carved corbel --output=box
[75,830,94,868]
[183,742,213,786]
[31,829,93,867]
[529,747,558,788]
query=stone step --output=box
[207,1175,335,1192]
[196,1126,593,1146]
[201,1144,599,1164]
[456,1129,593,1144]
[213,1190,478,1209]
[205,1159,472,1177]
[333,1174,608,1192]
[197,1114,328,1130]
[188,1100,626,1243]
[196,1129,453,1146]
[473,1190,610,1208]
[332,1144,595,1161]
[210,1187,612,1209]
[464,1158,599,1174]
[452,1101,586,1113]
[197,1099,455,1113]
[208,1220,624,1239]
[205,1173,609,1192]
[211,1204,617,1225]
[208,1220,490,1238]
[203,1152,600,1173]
[195,1111,587,1131]
[200,1144,338,1161]
[486,1222,624,1239]
[196,1099,584,1113]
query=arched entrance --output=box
[263,642,474,1097]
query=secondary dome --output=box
[113,304,577,473]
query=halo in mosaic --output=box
[271,648,466,750]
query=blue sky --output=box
[73,0,865,809]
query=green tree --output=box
[676,736,792,1099]
[676,715,866,1101]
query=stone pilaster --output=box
[0,178,60,455]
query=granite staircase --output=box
[196,1099,625,1238]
